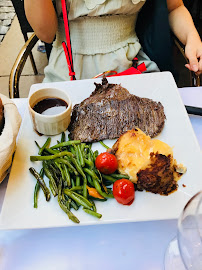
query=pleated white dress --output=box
[43,0,159,83]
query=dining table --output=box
[0,85,201,270]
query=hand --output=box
[185,37,202,76]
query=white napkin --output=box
[0,94,22,183]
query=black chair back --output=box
[136,0,174,74]
[11,0,52,60]
[11,0,33,36]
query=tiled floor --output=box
[0,16,48,98]
[0,15,201,99]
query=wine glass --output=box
[165,190,202,270]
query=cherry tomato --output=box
[113,179,135,205]
[95,152,118,174]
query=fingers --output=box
[185,57,202,76]
[185,52,199,72]
[185,44,202,75]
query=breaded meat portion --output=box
[110,129,186,195]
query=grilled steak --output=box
[68,78,166,142]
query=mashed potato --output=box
[111,129,186,195]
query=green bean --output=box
[35,142,52,156]
[89,148,94,158]
[83,208,102,219]
[38,137,51,155]
[58,178,63,196]
[102,174,117,183]
[70,200,79,211]
[30,151,73,161]
[63,200,70,210]
[81,143,86,158]
[59,199,80,223]
[35,141,41,150]
[111,173,130,179]
[69,145,76,155]
[34,182,40,208]
[35,141,60,155]
[54,158,78,176]
[63,189,92,209]
[45,148,60,155]
[93,178,114,198]
[84,158,93,167]
[71,191,93,207]
[29,167,51,201]
[48,163,60,181]
[93,150,99,161]
[65,199,71,210]
[58,183,80,223]
[49,181,56,197]
[71,178,75,188]
[63,164,71,187]
[70,157,86,179]
[68,155,87,196]
[95,168,102,183]
[86,174,94,187]
[83,168,99,180]
[75,175,80,186]
[81,143,86,152]
[70,157,87,197]
[61,132,66,143]
[89,199,97,212]
[70,186,83,192]
[77,144,85,167]
[87,150,93,165]
[63,194,72,210]
[55,162,65,181]
[73,144,81,165]
[43,162,58,196]
[99,140,110,149]
[83,178,87,198]
[50,140,81,149]
[33,168,44,208]
[61,191,66,202]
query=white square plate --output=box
[1,72,202,230]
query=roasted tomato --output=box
[95,152,118,174]
[113,179,135,205]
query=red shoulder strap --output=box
[61,0,76,80]
[61,1,146,80]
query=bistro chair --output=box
[9,0,52,98]
[9,0,201,99]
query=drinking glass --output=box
[165,190,202,270]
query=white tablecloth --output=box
[0,87,201,270]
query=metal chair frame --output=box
[9,34,39,98]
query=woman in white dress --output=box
[25,0,202,82]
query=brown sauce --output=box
[32,98,68,115]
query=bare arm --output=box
[24,0,58,43]
[167,0,202,75]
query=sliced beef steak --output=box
[68,78,166,142]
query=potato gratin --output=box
[110,129,186,195]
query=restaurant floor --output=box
[0,16,48,98]
[0,15,201,98]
